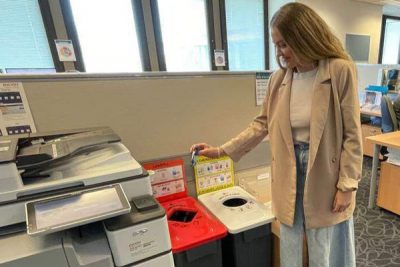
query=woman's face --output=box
[271,27,297,69]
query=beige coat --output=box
[222,58,363,229]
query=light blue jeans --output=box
[280,143,356,267]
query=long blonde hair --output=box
[271,3,350,68]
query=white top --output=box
[290,68,318,144]
[198,186,274,234]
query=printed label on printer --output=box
[128,237,157,256]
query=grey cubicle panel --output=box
[0,72,271,184]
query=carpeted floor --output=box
[354,157,400,267]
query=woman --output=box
[190,3,362,267]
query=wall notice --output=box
[255,72,272,106]
[0,82,36,136]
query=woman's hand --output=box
[332,190,352,213]
[190,143,225,158]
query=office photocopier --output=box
[0,127,174,267]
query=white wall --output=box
[299,0,383,64]
[383,5,400,16]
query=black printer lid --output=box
[0,127,120,171]
[103,195,165,231]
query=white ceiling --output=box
[383,4,400,16]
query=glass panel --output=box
[69,0,142,72]
[0,0,55,73]
[382,18,400,64]
[225,0,265,70]
[157,0,211,71]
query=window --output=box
[0,0,55,73]
[153,0,213,71]
[379,15,400,64]
[222,0,268,70]
[62,0,148,73]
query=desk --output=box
[366,131,400,208]
[360,109,381,117]
[360,109,382,158]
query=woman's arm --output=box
[336,62,363,192]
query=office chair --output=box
[379,95,399,159]
[381,95,398,133]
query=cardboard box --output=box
[236,166,272,204]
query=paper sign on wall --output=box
[194,156,235,195]
[55,40,76,62]
[0,82,36,136]
[255,72,272,106]
[214,49,226,67]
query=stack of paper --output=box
[387,147,400,166]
